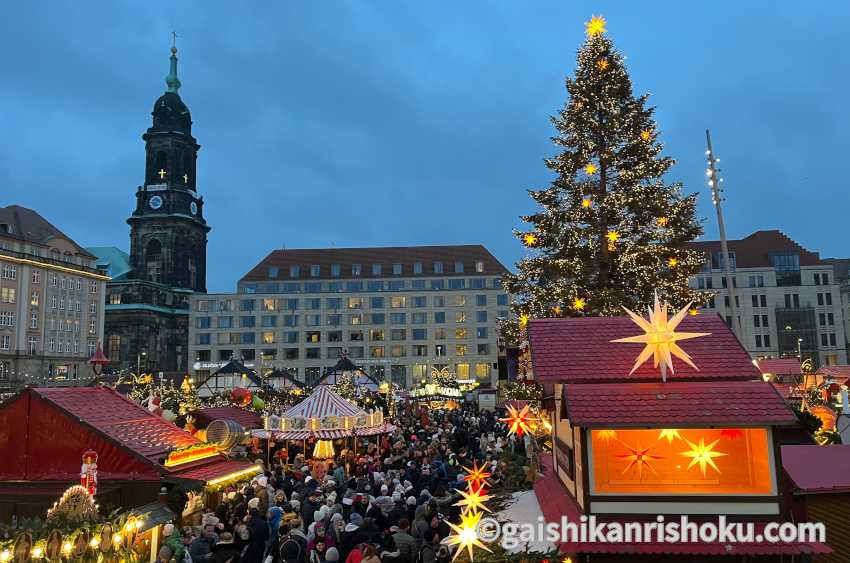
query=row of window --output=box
[821,333,839,347]
[269,260,487,280]
[200,294,509,313]
[1,265,16,280]
[199,309,496,329]
[198,342,492,362]
[198,326,491,346]
[240,277,504,295]
[49,296,96,312]
[754,334,771,349]
[696,272,831,289]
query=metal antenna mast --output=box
[705,130,739,337]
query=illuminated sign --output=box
[163,444,219,467]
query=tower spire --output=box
[165,32,181,94]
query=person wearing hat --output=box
[325,546,340,563]
[211,531,238,563]
[338,513,365,562]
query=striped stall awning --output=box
[282,385,363,419]
[251,423,396,441]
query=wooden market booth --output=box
[0,387,260,558]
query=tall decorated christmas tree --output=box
[503,16,708,343]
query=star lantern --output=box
[656,216,669,227]
[584,163,598,175]
[611,292,710,382]
[581,197,592,208]
[658,429,682,444]
[618,443,663,478]
[522,232,539,247]
[551,305,562,316]
[688,307,699,316]
[573,297,587,311]
[596,58,610,71]
[454,484,493,514]
[519,314,530,327]
[680,438,727,476]
[445,510,492,562]
[462,461,492,490]
[501,403,536,437]
[667,257,678,267]
[641,129,653,141]
[606,230,620,244]
[585,15,607,37]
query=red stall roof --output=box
[528,314,760,383]
[782,445,850,493]
[0,388,249,484]
[563,381,797,427]
[757,358,801,376]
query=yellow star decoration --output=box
[689,307,699,316]
[606,230,620,244]
[551,305,562,316]
[454,484,493,514]
[596,429,617,444]
[501,403,536,437]
[445,510,492,562]
[596,58,610,71]
[618,443,663,478]
[522,232,538,247]
[584,163,598,175]
[611,292,710,381]
[581,197,592,208]
[680,437,727,476]
[462,462,492,490]
[658,429,682,444]
[573,297,587,311]
[656,216,669,227]
[585,15,607,37]
[667,257,678,267]
[641,129,652,141]
[519,314,529,327]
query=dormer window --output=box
[310,264,321,277]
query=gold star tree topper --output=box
[585,15,607,37]
[611,292,710,381]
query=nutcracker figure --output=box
[80,449,98,496]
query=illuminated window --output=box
[590,428,774,495]
[262,332,275,344]
[475,363,490,379]
[475,261,484,273]
[456,363,470,378]
[455,311,467,323]
[391,296,406,308]
[350,314,362,325]
[370,329,385,341]
[348,297,362,309]
[371,346,385,358]
[456,344,467,356]
[391,345,406,357]
[454,295,466,306]
[306,331,321,343]
[456,328,468,340]
[262,299,277,311]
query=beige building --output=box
[688,230,846,367]
[188,245,510,389]
[0,206,108,390]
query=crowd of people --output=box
[156,404,531,563]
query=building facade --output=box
[688,230,846,367]
[188,246,510,389]
[0,206,107,390]
[92,45,209,377]
[823,258,850,362]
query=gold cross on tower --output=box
[158,169,167,180]
[183,173,189,184]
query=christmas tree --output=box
[503,16,707,343]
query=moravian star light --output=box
[445,510,492,562]
[501,403,536,437]
[611,292,710,381]
[680,438,727,476]
[454,484,493,514]
[462,461,492,490]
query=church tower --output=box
[127,43,210,292]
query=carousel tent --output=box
[315,355,381,392]
[257,385,394,440]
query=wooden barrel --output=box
[205,418,245,450]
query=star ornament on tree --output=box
[445,510,492,562]
[584,163,598,175]
[611,292,710,382]
[680,437,727,476]
[573,297,587,311]
[522,232,539,247]
[585,15,607,37]
[501,403,536,437]
[596,58,610,71]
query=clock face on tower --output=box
[190,201,198,215]
[149,195,163,210]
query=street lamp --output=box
[797,338,804,362]
[88,340,110,377]
[137,351,147,377]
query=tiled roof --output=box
[563,381,797,427]
[529,314,759,383]
[34,387,199,463]
[757,358,801,376]
[240,245,509,282]
[782,445,850,493]
[817,365,850,382]
[685,230,823,268]
[0,205,95,258]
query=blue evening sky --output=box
[1,2,846,292]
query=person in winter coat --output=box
[392,519,416,563]
[279,526,305,563]
[411,504,431,548]
[189,524,219,561]
[162,524,186,562]
[338,513,366,562]
[240,509,271,563]
[211,532,240,563]
[360,544,381,563]
[309,540,328,563]
[418,530,439,563]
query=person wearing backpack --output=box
[279,525,305,563]
[416,530,439,563]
